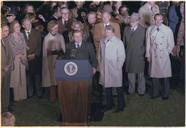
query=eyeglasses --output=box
[62,13,69,15]
[6,15,14,17]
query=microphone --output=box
[70,48,78,59]
[157,27,160,32]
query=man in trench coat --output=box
[146,14,175,100]
[99,25,125,112]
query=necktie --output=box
[157,27,160,32]
[27,31,30,40]
[76,44,80,48]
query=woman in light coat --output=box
[9,20,28,101]
[42,20,65,101]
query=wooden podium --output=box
[55,60,92,126]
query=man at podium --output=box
[57,30,98,125]
[65,30,97,73]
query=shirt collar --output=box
[131,25,138,31]
[75,42,82,47]
[104,22,110,27]
[25,29,31,33]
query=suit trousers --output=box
[1,74,10,112]
[105,87,125,110]
[128,73,145,94]
[26,71,42,97]
[152,78,170,98]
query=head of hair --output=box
[88,11,96,16]
[24,4,34,13]
[21,17,31,25]
[1,22,8,29]
[119,4,129,14]
[60,6,69,12]
[154,13,163,20]
[71,20,84,30]
[9,20,19,33]
[2,112,15,126]
[47,20,58,32]
[24,13,36,21]
[52,5,59,15]
[73,29,83,35]
[105,25,115,33]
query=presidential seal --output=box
[64,62,78,76]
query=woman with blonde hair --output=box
[8,20,28,101]
[42,20,65,101]
[68,20,90,43]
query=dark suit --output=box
[22,28,42,97]
[57,18,74,44]
[65,41,98,68]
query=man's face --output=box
[130,18,139,27]
[51,24,59,34]
[102,12,111,24]
[14,23,21,33]
[26,6,34,13]
[105,30,113,39]
[75,1,84,8]
[73,32,83,43]
[2,26,9,38]
[88,13,96,25]
[23,19,32,31]
[7,15,16,23]
[155,15,163,26]
[61,9,69,21]
[120,7,128,16]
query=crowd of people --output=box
[1,1,185,125]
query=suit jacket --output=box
[23,28,41,57]
[65,41,98,68]
[1,37,14,77]
[93,22,121,56]
[22,28,42,74]
[57,18,75,44]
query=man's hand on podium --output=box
[92,67,96,75]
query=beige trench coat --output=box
[8,33,28,101]
[98,36,125,88]
[146,24,175,78]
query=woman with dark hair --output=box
[8,20,28,101]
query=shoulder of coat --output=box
[57,33,63,38]
[111,22,119,27]
[112,36,122,43]
[138,25,146,31]
[44,33,51,40]
[32,29,40,35]
[95,22,102,27]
